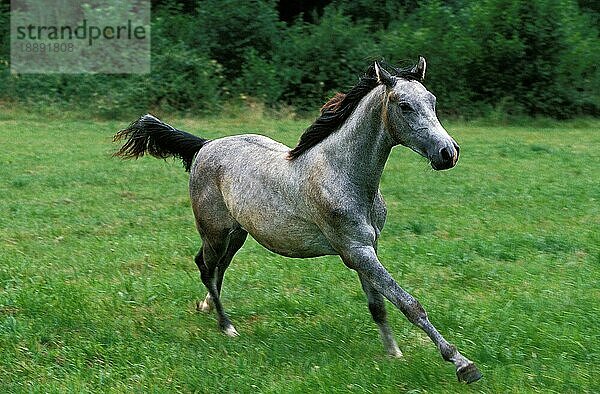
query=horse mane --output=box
[320,92,347,114]
[287,61,423,160]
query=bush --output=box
[276,8,378,111]
[379,0,599,117]
[0,0,598,118]
[235,49,285,106]
[147,40,223,113]
[463,0,600,117]
[195,0,283,78]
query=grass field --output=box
[0,111,598,393]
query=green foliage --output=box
[147,40,223,113]
[0,2,8,67]
[0,0,598,118]
[235,49,284,105]
[331,0,414,29]
[277,8,377,110]
[462,0,599,117]
[195,0,283,78]
[377,0,600,117]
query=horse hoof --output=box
[223,325,239,337]
[456,363,482,384]
[387,348,403,358]
[196,300,212,313]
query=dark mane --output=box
[287,61,423,160]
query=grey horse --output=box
[114,58,482,383]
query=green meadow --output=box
[0,112,598,393]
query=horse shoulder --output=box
[307,178,379,248]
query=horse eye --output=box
[399,103,413,112]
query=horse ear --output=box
[411,56,427,82]
[374,61,396,88]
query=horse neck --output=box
[316,86,393,199]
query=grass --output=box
[0,110,598,393]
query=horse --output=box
[113,58,482,384]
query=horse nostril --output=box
[440,147,452,162]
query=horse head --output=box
[375,58,460,170]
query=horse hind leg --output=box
[196,229,248,314]
[196,242,236,336]
[195,228,247,337]
[215,229,248,294]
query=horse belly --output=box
[224,191,336,258]
[237,209,336,258]
[251,225,336,258]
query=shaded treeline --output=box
[0,0,598,118]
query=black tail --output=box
[113,114,208,172]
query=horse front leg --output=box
[358,272,402,358]
[342,245,482,384]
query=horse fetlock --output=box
[218,315,236,334]
[439,343,458,362]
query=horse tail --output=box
[113,114,208,172]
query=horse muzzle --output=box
[430,140,460,170]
